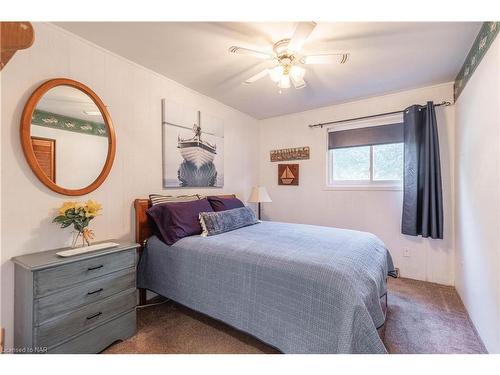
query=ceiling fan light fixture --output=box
[83,110,101,116]
[269,65,284,83]
[290,65,305,81]
[290,76,306,89]
[278,74,291,89]
[231,22,350,91]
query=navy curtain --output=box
[402,101,444,239]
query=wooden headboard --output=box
[134,199,153,250]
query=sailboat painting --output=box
[278,164,299,186]
[162,99,224,188]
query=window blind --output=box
[328,123,404,149]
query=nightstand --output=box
[11,241,139,354]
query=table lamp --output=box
[248,186,272,220]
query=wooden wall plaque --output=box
[270,146,309,162]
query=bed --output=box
[134,197,395,354]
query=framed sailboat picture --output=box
[162,99,224,188]
[278,164,299,185]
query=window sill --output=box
[324,185,403,191]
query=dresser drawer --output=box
[35,289,136,348]
[34,249,135,296]
[49,310,136,354]
[35,268,135,325]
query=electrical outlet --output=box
[403,248,411,257]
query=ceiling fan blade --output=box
[301,53,350,65]
[228,46,273,59]
[287,22,317,52]
[290,75,306,89]
[244,69,269,84]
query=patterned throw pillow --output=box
[199,207,259,237]
[149,194,200,206]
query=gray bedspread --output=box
[137,221,395,354]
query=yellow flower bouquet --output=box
[53,200,102,247]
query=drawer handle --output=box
[86,312,102,320]
[87,288,103,295]
[87,265,103,271]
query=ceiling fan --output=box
[228,22,349,90]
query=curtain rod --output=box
[308,101,452,129]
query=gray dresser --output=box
[11,242,139,354]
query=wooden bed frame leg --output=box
[138,288,147,306]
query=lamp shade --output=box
[278,74,291,89]
[248,186,272,203]
[268,65,284,83]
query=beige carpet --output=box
[103,277,486,354]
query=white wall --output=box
[454,36,500,353]
[31,126,109,189]
[0,23,259,349]
[258,83,456,286]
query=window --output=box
[327,123,404,188]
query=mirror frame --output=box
[20,78,116,196]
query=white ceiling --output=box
[37,85,104,123]
[55,22,481,119]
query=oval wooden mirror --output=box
[21,78,116,196]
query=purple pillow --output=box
[147,198,214,245]
[207,196,244,212]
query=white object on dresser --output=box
[56,242,120,257]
